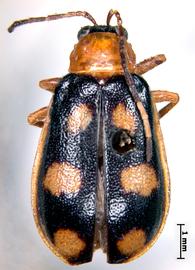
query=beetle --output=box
[8,10,179,265]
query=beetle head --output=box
[77,25,128,40]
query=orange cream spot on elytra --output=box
[43,162,81,196]
[67,104,92,134]
[117,228,146,256]
[54,229,86,258]
[120,163,158,196]
[112,103,136,133]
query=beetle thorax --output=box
[69,32,136,79]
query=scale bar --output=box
[177,223,186,260]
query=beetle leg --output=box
[134,54,166,75]
[39,77,61,92]
[28,106,48,127]
[151,90,179,118]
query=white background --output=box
[0,0,195,269]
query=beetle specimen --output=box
[8,10,179,265]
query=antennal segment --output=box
[106,9,122,26]
[8,11,97,33]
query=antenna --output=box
[8,11,97,33]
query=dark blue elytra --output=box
[37,74,164,264]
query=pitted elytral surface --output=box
[102,75,164,263]
[38,74,100,264]
[36,73,166,264]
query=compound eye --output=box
[77,26,91,40]
[112,129,135,154]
